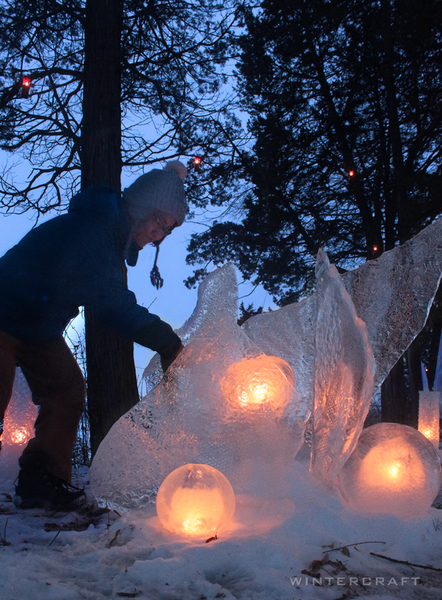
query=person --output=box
[0,161,187,509]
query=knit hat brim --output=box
[123,161,187,226]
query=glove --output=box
[161,342,184,374]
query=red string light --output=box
[21,76,31,98]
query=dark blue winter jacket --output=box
[0,187,181,357]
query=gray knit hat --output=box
[123,161,187,226]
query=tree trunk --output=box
[381,356,407,423]
[381,339,423,427]
[82,0,139,457]
[380,0,409,243]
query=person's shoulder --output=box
[68,186,120,221]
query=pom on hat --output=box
[164,161,187,180]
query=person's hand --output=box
[161,343,184,374]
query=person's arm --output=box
[94,285,184,371]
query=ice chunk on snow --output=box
[90,264,301,511]
[0,368,37,480]
[338,423,441,518]
[310,250,375,484]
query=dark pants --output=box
[0,329,85,482]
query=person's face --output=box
[133,211,177,248]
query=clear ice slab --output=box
[310,250,375,484]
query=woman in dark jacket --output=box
[0,161,186,509]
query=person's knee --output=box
[38,362,86,410]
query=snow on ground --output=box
[1,451,442,600]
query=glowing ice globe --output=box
[156,464,236,538]
[220,355,294,412]
[338,423,442,518]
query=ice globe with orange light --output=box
[338,423,441,518]
[156,464,236,538]
[220,355,294,413]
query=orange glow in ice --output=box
[220,355,294,411]
[9,427,30,445]
[418,392,440,450]
[156,464,236,538]
[359,438,425,491]
[3,425,32,446]
[169,486,226,536]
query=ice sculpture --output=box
[418,391,440,450]
[91,218,442,511]
[338,423,442,518]
[310,250,375,484]
[90,263,300,511]
[0,368,37,480]
[156,463,235,538]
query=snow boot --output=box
[13,461,86,510]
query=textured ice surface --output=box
[244,217,442,416]
[0,368,37,480]
[338,423,442,518]
[342,218,442,388]
[142,261,239,394]
[90,264,301,511]
[310,250,374,484]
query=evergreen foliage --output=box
[186,0,442,305]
